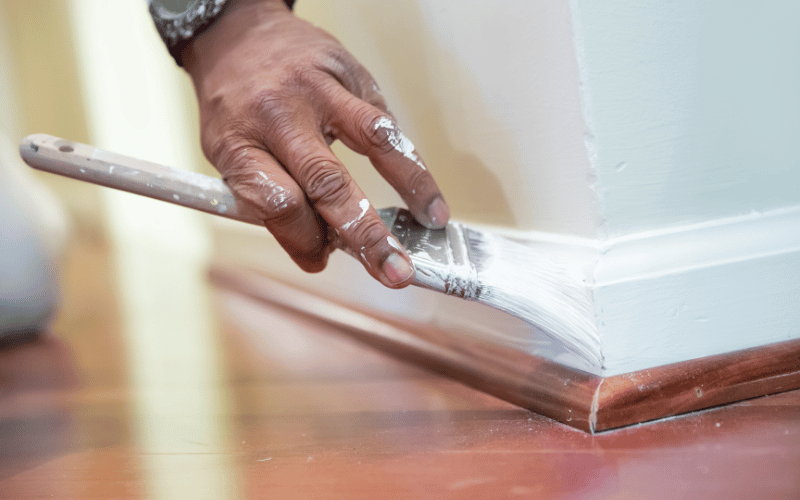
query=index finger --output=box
[322,87,451,230]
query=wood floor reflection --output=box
[1,231,799,499]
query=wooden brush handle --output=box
[19,134,264,226]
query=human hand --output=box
[183,0,450,288]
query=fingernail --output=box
[382,252,415,285]
[426,197,450,229]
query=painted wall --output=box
[296,0,600,236]
[572,0,800,237]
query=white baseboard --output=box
[592,206,800,375]
[211,205,800,377]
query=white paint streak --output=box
[169,168,225,193]
[387,235,404,253]
[257,171,290,211]
[374,116,426,170]
[257,171,271,184]
[341,198,370,230]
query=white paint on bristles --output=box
[468,232,598,364]
[420,225,599,365]
[373,116,426,170]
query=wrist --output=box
[182,0,292,76]
[149,0,294,68]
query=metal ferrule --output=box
[379,208,479,299]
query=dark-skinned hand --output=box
[183,0,450,288]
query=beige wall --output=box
[0,0,212,236]
[0,0,99,232]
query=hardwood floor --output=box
[1,233,799,499]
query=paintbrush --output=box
[19,134,600,364]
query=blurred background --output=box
[0,0,211,243]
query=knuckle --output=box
[407,167,432,197]
[286,65,319,90]
[303,160,352,207]
[321,47,355,71]
[362,113,397,156]
[229,170,302,224]
[247,89,297,139]
[262,187,302,223]
[202,119,256,167]
[248,88,289,120]
[349,217,389,252]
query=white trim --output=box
[590,205,800,375]
[594,205,800,286]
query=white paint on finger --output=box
[374,116,426,170]
[257,171,290,211]
[341,198,370,230]
[387,235,405,253]
[257,171,273,186]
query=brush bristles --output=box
[464,227,601,366]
